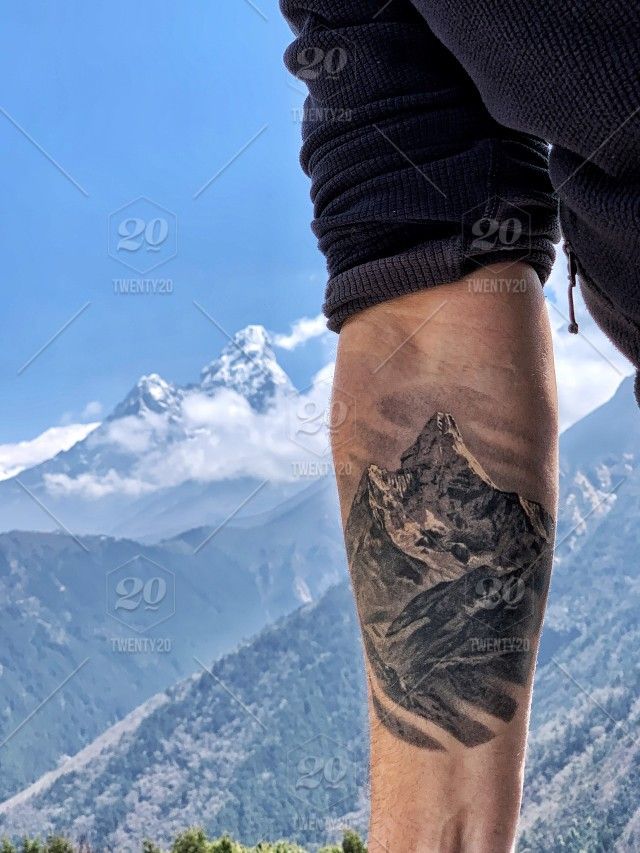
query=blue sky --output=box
[1,0,326,441]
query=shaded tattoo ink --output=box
[371,682,445,751]
[346,412,554,750]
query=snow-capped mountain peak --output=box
[110,373,182,420]
[230,324,271,354]
[199,324,293,411]
[0,324,305,531]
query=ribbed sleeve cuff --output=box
[324,238,555,332]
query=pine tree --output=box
[45,839,74,853]
[341,830,366,853]
[209,837,236,853]
[170,828,211,853]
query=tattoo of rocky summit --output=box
[346,412,555,750]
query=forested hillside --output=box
[0,477,343,801]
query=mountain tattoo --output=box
[345,412,555,750]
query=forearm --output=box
[331,263,558,852]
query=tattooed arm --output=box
[331,263,558,853]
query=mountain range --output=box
[1,455,638,849]
[3,324,635,553]
[0,325,317,541]
[0,475,344,803]
[0,336,640,853]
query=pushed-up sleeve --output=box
[281,0,558,330]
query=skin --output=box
[329,263,558,853]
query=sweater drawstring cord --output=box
[564,242,579,334]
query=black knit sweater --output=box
[281,0,640,402]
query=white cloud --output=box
[311,361,335,386]
[42,375,337,499]
[273,313,328,350]
[44,469,153,499]
[0,423,100,481]
[545,261,633,431]
[143,381,336,486]
[94,410,171,455]
[81,400,103,419]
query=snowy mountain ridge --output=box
[113,324,293,421]
[199,324,294,411]
[111,373,184,420]
[0,325,321,538]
